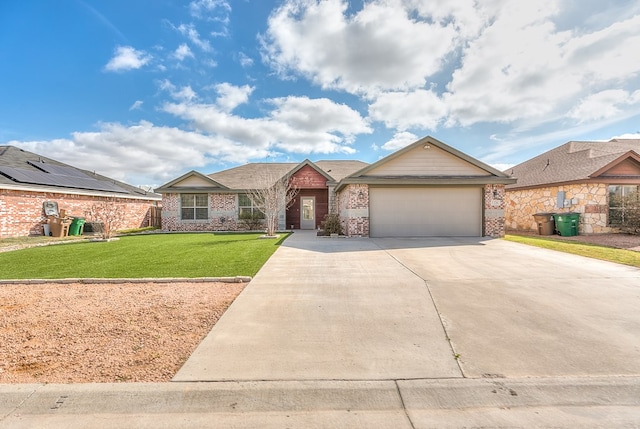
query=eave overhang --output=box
[336,175,517,192]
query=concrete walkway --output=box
[2,230,640,428]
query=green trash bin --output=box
[553,212,579,236]
[69,217,86,236]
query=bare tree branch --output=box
[245,171,298,236]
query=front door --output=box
[300,197,315,230]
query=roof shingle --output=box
[506,139,640,189]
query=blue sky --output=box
[1,0,640,188]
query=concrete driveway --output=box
[379,237,640,378]
[175,231,640,382]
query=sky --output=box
[1,0,640,189]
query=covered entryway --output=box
[369,186,483,237]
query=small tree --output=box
[87,197,126,239]
[245,172,298,236]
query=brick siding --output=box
[0,189,160,238]
[337,184,369,237]
[484,184,507,237]
[162,193,243,232]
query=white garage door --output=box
[369,187,483,237]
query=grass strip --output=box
[0,233,289,279]
[504,234,640,268]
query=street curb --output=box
[0,276,252,285]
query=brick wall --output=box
[484,184,507,237]
[505,183,610,234]
[161,193,243,232]
[337,184,369,236]
[0,189,160,238]
[290,165,328,189]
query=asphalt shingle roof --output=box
[208,160,368,189]
[506,139,640,189]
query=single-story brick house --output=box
[504,139,640,234]
[0,145,161,238]
[157,136,515,237]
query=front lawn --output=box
[0,233,289,279]
[503,234,640,268]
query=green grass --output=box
[0,233,289,279]
[504,234,640,268]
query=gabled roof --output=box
[208,162,300,189]
[154,170,230,193]
[336,135,515,190]
[506,139,640,189]
[314,160,369,182]
[0,145,160,199]
[156,159,368,193]
[174,160,368,191]
[286,159,335,183]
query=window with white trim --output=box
[181,194,208,220]
[238,194,264,219]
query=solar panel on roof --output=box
[28,161,91,178]
[0,166,128,193]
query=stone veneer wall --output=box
[0,189,158,238]
[484,184,507,237]
[505,183,610,234]
[162,193,242,232]
[337,184,369,236]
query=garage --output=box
[369,186,483,237]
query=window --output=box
[609,185,640,226]
[181,194,208,220]
[238,194,264,219]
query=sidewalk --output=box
[3,376,640,428]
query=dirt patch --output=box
[509,231,640,252]
[0,281,245,383]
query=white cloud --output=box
[381,131,419,150]
[215,83,254,112]
[161,87,371,156]
[260,0,640,155]
[261,0,456,94]
[368,89,447,131]
[268,96,372,137]
[189,0,231,21]
[176,23,212,52]
[104,46,151,72]
[172,43,194,61]
[611,132,640,140]
[129,100,143,110]
[443,7,640,128]
[490,163,515,173]
[159,79,198,102]
[568,90,631,123]
[238,52,254,68]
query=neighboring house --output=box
[504,139,640,234]
[0,145,161,238]
[157,136,515,237]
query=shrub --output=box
[320,213,342,235]
[239,211,265,231]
